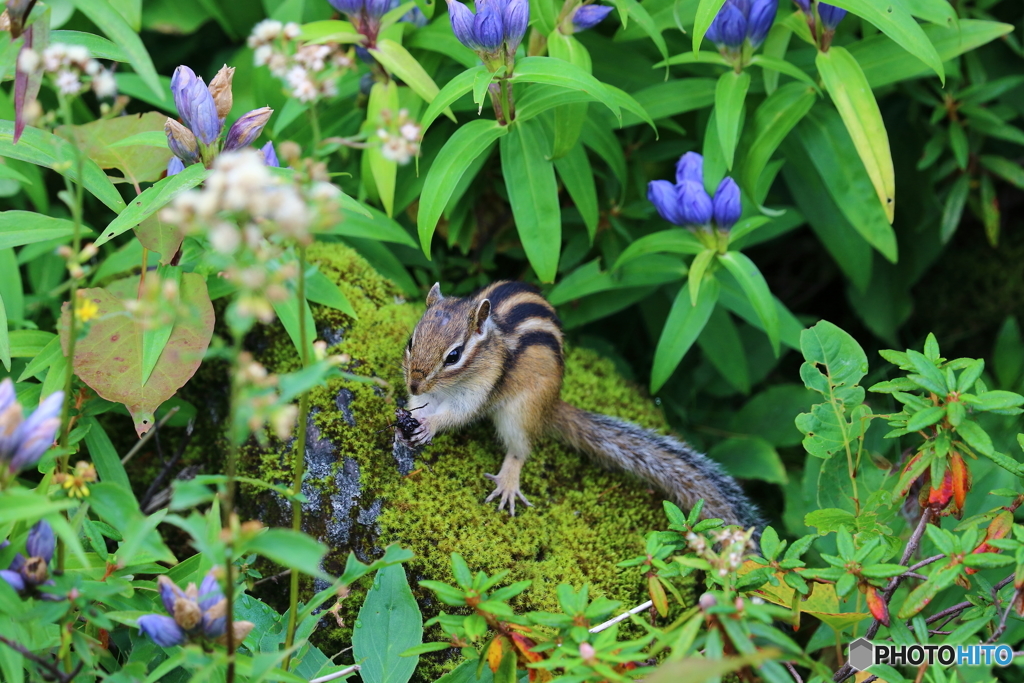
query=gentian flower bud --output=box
[138,614,188,647]
[198,571,223,611]
[678,180,714,225]
[26,520,54,564]
[715,2,748,48]
[365,0,395,20]
[170,66,198,128]
[792,0,810,11]
[21,556,47,586]
[0,569,24,592]
[328,0,365,15]
[0,379,19,458]
[401,6,428,27]
[165,118,200,164]
[201,598,227,638]
[817,2,846,29]
[448,0,481,50]
[261,141,279,167]
[208,65,235,120]
[474,0,505,52]
[675,151,704,185]
[9,391,62,473]
[746,0,776,48]
[503,0,529,54]
[712,177,742,230]
[186,78,223,146]
[223,107,273,152]
[647,180,686,226]
[166,157,185,177]
[571,4,613,33]
[157,575,179,615]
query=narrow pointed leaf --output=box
[652,277,720,393]
[715,70,750,171]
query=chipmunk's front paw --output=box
[484,467,531,517]
[397,413,434,448]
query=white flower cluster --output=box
[160,149,341,325]
[248,19,355,103]
[18,43,117,98]
[686,526,756,579]
[376,109,422,165]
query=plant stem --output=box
[309,106,322,154]
[223,334,244,683]
[283,245,311,669]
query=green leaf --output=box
[365,81,399,217]
[816,46,896,223]
[510,57,620,122]
[794,106,897,262]
[651,278,720,393]
[421,66,486,133]
[717,251,779,355]
[18,335,61,382]
[63,112,173,187]
[95,163,208,247]
[614,229,704,269]
[738,83,816,204]
[418,119,506,256]
[60,274,215,437]
[500,118,560,283]
[352,565,423,683]
[553,142,599,242]
[981,156,1024,191]
[324,206,417,248]
[370,39,454,122]
[272,288,317,363]
[692,0,729,53]
[940,173,970,243]
[825,0,944,83]
[906,405,945,432]
[0,122,126,213]
[81,416,131,492]
[0,293,7,372]
[245,529,330,580]
[689,249,717,307]
[0,211,95,250]
[306,268,357,319]
[609,0,669,61]
[715,70,750,170]
[299,19,362,44]
[0,488,75,525]
[748,55,819,92]
[50,30,127,62]
[656,51,731,68]
[7,330,52,358]
[547,31,592,159]
[697,306,750,394]
[72,0,165,102]
[629,78,717,122]
[710,436,787,483]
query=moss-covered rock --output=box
[238,242,688,671]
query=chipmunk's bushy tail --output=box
[550,401,764,533]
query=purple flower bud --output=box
[0,379,14,415]
[26,520,54,564]
[202,610,227,638]
[223,107,273,152]
[157,575,180,615]
[0,379,19,459]
[448,0,481,50]
[138,614,188,648]
[165,118,199,164]
[712,177,742,230]
[198,571,222,611]
[817,2,846,29]
[9,391,62,473]
[8,552,25,572]
[170,66,198,128]
[474,0,505,51]
[166,157,185,177]
[0,569,24,592]
[678,180,714,225]
[261,141,279,167]
[792,0,810,11]
[571,4,613,33]
[747,0,776,47]
[187,78,223,146]
[675,152,704,185]
[648,180,686,226]
[402,6,428,27]
[503,0,529,54]
[365,0,394,20]
[328,0,365,15]
[715,2,748,48]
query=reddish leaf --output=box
[949,451,972,514]
[14,21,47,144]
[967,510,1013,575]
[510,632,543,663]
[486,636,504,673]
[59,274,214,436]
[649,574,669,617]
[134,214,185,265]
[58,113,173,187]
[926,469,954,511]
[865,584,889,626]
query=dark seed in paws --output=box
[394,407,422,441]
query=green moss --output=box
[237,242,690,675]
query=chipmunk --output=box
[399,281,763,531]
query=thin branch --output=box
[0,634,84,683]
[906,554,944,573]
[784,661,804,683]
[254,569,291,587]
[986,588,1019,644]
[310,664,360,683]
[590,600,654,633]
[121,407,180,465]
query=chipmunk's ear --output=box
[471,299,491,335]
[426,282,444,307]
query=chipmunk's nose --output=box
[408,380,421,395]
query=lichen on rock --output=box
[238,241,691,671]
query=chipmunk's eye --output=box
[444,346,463,366]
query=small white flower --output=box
[91,70,117,99]
[17,48,39,74]
[381,137,412,165]
[253,44,274,67]
[209,222,241,254]
[400,121,421,142]
[42,45,66,72]
[250,19,283,46]
[282,22,301,40]
[286,66,318,102]
[751,596,765,605]
[65,45,90,67]
[55,70,83,95]
[295,44,330,72]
